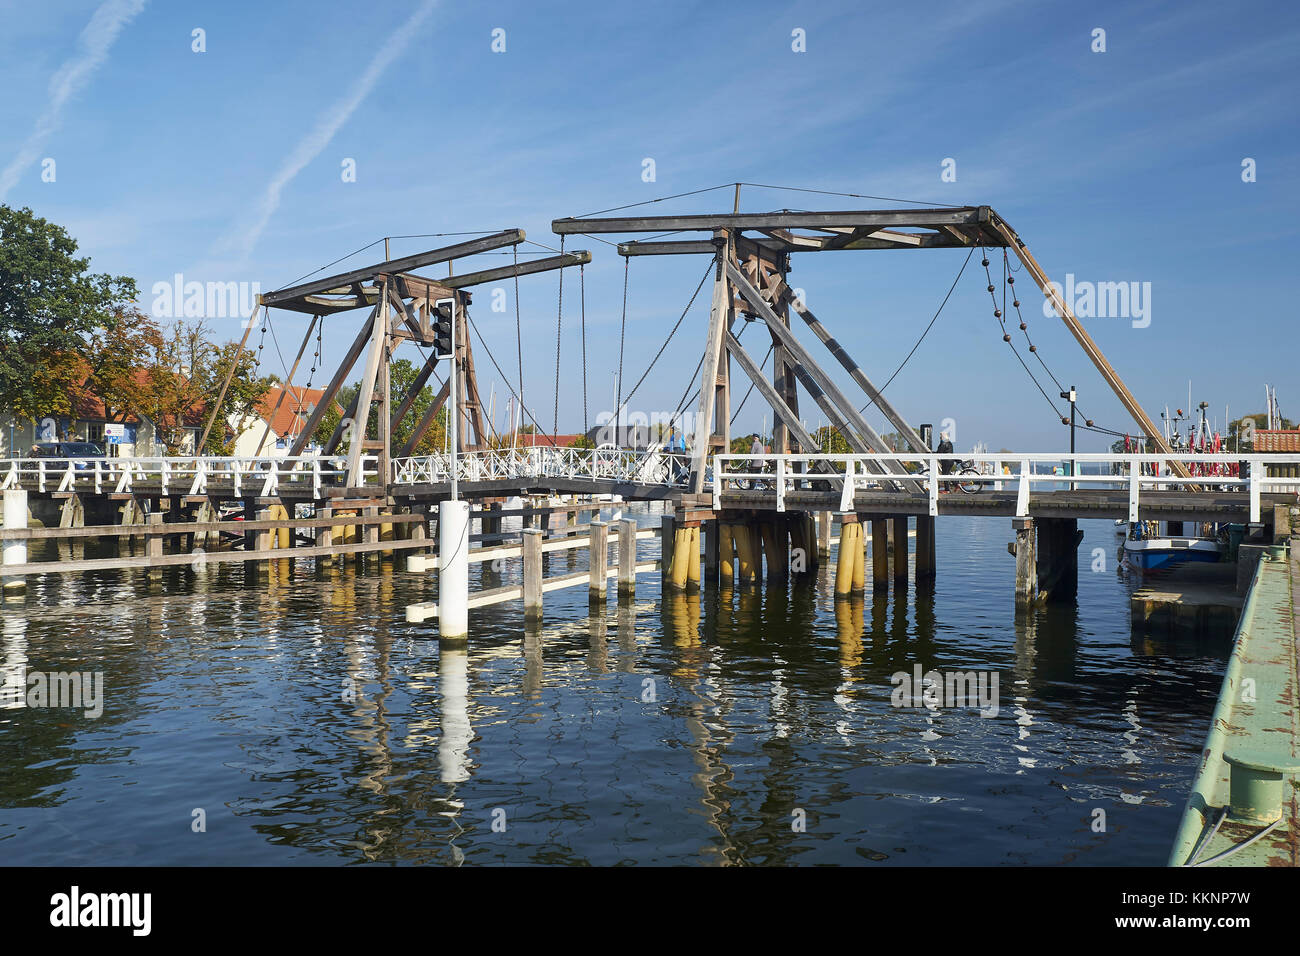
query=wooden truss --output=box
[251,230,588,488]
[553,205,1188,492]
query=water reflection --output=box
[0,516,1232,865]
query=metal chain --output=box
[513,244,524,439]
[580,262,588,435]
[614,256,628,435]
[553,236,564,439]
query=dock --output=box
[1169,541,1300,866]
[1130,562,1243,637]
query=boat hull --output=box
[1123,537,1221,572]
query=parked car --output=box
[29,442,107,469]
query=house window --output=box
[87,422,105,443]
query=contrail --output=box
[217,0,439,262]
[0,0,148,202]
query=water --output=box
[0,512,1230,866]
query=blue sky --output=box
[1,0,1296,450]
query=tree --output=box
[312,357,446,455]
[133,319,271,455]
[0,205,139,424]
[569,434,595,450]
[812,425,852,454]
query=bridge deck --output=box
[717,487,1290,523]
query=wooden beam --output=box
[260,230,525,307]
[690,243,731,493]
[398,379,451,457]
[287,304,378,456]
[440,251,591,289]
[390,350,441,435]
[345,284,389,486]
[764,272,928,454]
[554,207,993,235]
[725,261,920,491]
[725,331,818,450]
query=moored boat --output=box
[1122,535,1222,572]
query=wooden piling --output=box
[523,527,543,621]
[618,518,637,598]
[817,511,831,558]
[835,515,858,596]
[916,513,935,584]
[687,524,701,589]
[851,516,865,593]
[703,519,719,582]
[316,506,335,567]
[872,518,889,590]
[146,511,164,583]
[760,519,783,581]
[719,521,735,585]
[589,520,608,603]
[892,516,908,583]
[660,514,675,588]
[1012,517,1037,608]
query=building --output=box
[228,385,337,457]
[512,432,583,449]
[0,376,199,458]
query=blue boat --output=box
[1122,536,1222,572]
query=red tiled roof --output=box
[515,433,583,448]
[1256,430,1300,452]
[256,385,328,439]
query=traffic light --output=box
[432,302,453,356]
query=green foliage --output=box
[0,205,139,423]
[569,434,596,449]
[812,425,852,454]
[313,357,447,455]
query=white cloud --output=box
[0,0,147,201]
[213,0,439,263]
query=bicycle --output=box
[923,458,983,495]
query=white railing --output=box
[0,454,375,498]
[712,452,1300,522]
[391,446,693,488]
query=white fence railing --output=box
[0,454,372,498]
[391,446,693,488]
[712,452,1300,522]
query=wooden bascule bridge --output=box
[2,200,1298,628]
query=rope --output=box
[737,181,964,208]
[513,244,524,440]
[857,244,975,414]
[982,248,1065,420]
[731,342,774,424]
[553,236,564,439]
[580,262,588,435]
[620,258,711,407]
[464,308,548,437]
[615,256,628,433]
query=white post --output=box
[1128,459,1141,523]
[438,499,470,640]
[3,489,28,595]
[1016,459,1031,518]
[1248,458,1261,524]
